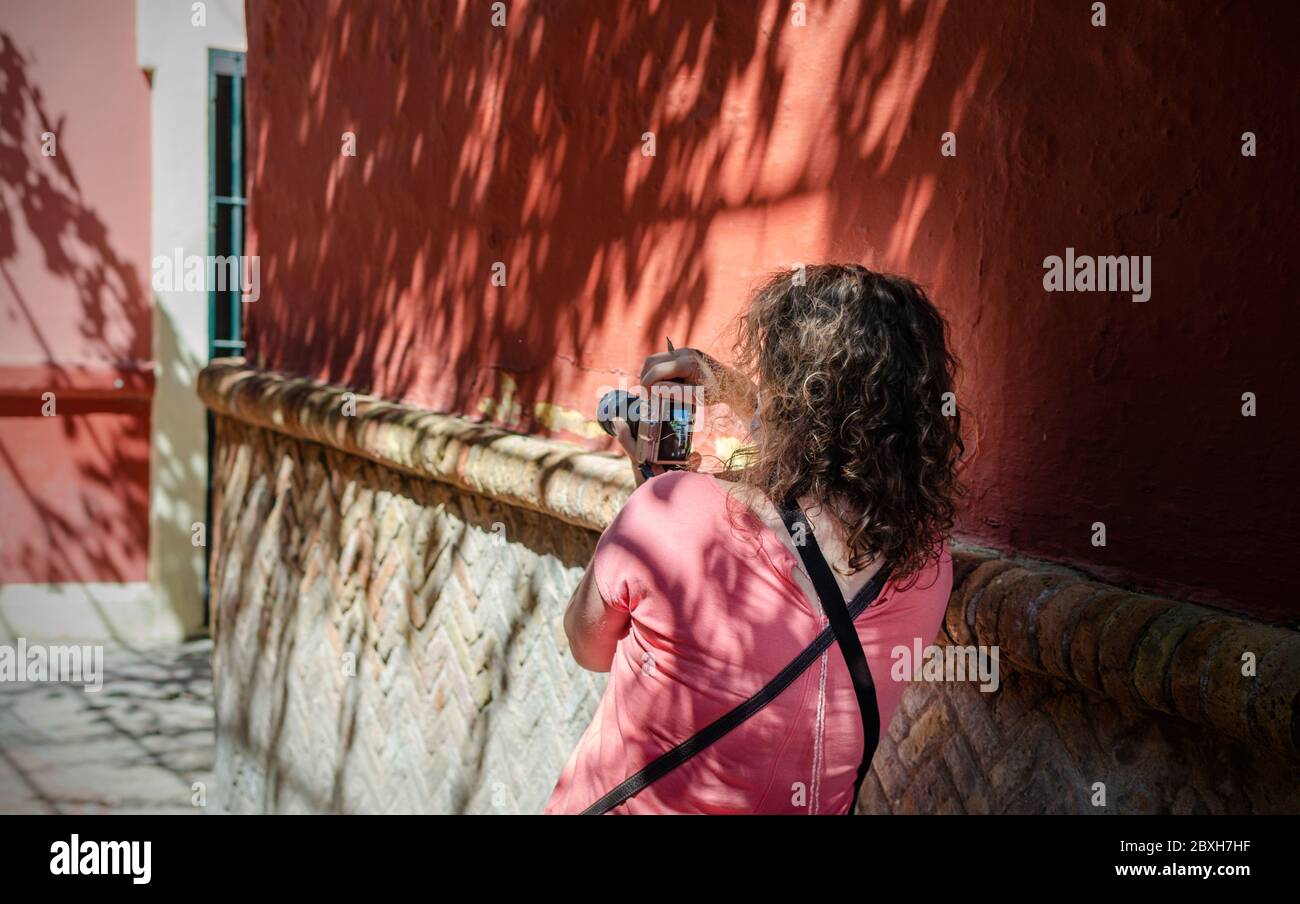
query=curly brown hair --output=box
[733,264,965,582]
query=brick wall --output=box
[200,361,1300,814]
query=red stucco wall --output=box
[243,0,1297,620]
[0,0,152,584]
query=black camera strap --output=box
[581,500,890,815]
[777,501,883,815]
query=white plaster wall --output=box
[137,0,246,641]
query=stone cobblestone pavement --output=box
[0,640,214,814]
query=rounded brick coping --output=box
[197,358,1300,761]
[946,550,1299,761]
[197,357,635,533]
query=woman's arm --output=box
[568,345,751,664]
[562,557,630,672]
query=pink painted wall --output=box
[0,0,153,584]
[243,0,1297,620]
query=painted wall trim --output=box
[197,358,1300,762]
[0,361,155,400]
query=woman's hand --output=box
[639,346,710,392]
[610,419,649,487]
[611,412,700,487]
[639,346,757,414]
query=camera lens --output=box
[596,390,641,437]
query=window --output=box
[204,48,245,617]
[208,49,245,360]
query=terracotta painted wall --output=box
[242,0,1297,620]
[0,0,152,583]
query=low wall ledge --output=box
[197,358,1300,762]
[197,357,634,532]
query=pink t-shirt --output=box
[544,470,952,815]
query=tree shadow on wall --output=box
[243,0,983,442]
[0,33,204,640]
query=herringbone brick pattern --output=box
[210,416,605,814]
[209,412,1300,814]
[863,661,1300,814]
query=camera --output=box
[596,387,695,468]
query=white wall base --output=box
[135,0,247,641]
[0,583,184,645]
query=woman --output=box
[545,264,964,815]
